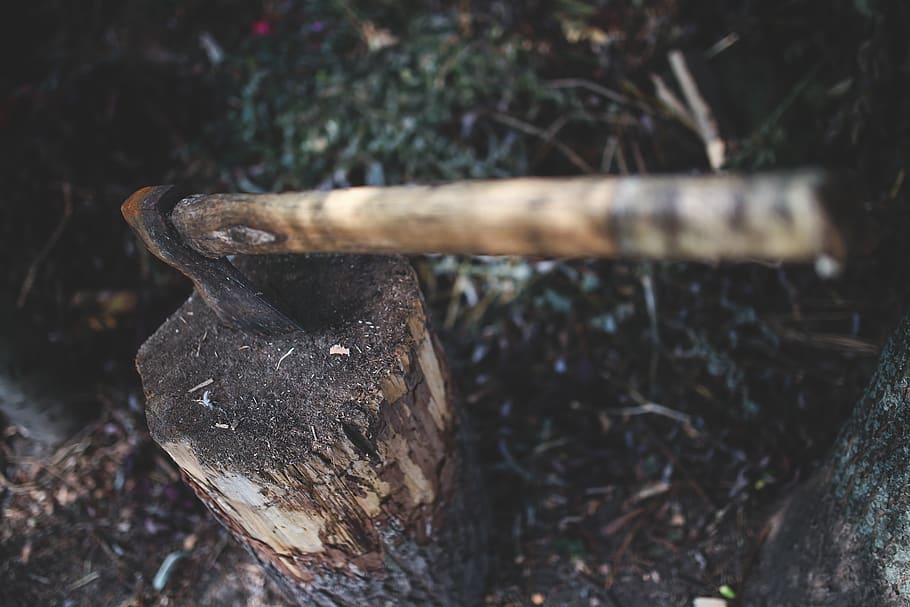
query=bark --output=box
[135,254,487,606]
[746,311,910,606]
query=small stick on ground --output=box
[650,73,698,132]
[608,402,692,426]
[547,77,633,106]
[669,50,726,170]
[489,112,596,174]
[17,183,74,308]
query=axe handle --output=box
[170,172,845,264]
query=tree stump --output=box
[135,254,487,606]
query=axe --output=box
[122,172,845,336]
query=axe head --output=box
[122,185,301,336]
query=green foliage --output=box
[209,3,579,191]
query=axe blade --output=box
[122,185,301,336]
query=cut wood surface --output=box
[170,172,845,266]
[136,255,487,606]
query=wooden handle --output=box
[170,172,845,265]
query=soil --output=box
[0,391,291,607]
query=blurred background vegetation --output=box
[2,0,910,605]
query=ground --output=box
[1,1,908,606]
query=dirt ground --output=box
[3,2,909,606]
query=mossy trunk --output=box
[746,311,910,605]
[135,254,487,606]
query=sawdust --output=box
[137,254,419,476]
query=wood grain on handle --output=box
[170,173,845,264]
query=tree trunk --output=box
[746,311,910,606]
[135,254,487,606]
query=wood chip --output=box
[631,480,671,503]
[276,347,295,370]
[330,344,351,356]
[67,570,101,591]
[187,378,214,393]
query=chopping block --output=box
[136,254,487,606]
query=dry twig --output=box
[668,51,726,170]
[489,112,596,174]
[17,183,74,308]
